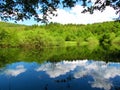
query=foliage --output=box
[0,0,120,23]
[0,21,120,48]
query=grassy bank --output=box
[0,21,120,48]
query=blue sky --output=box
[8,4,119,25]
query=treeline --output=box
[0,21,120,48]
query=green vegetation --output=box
[0,46,120,68]
[0,21,120,67]
[0,21,120,48]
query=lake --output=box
[0,46,120,90]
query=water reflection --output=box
[3,65,26,77]
[0,60,120,90]
[0,46,120,68]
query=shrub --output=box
[0,29,10,47]
[112,37,120,45]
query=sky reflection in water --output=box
[0,60,120,90]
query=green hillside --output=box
[0,21,120,49]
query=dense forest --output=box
[0,21,120,49]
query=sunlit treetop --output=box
[0,0,120,23]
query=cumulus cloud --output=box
[36,60,88,78]
[3,65,26,77]
[7,5,118,25]
[35,61,81,78]
[90,79,112,90]
[36,60,120,90]
[49,5,118,24]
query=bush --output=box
[0,29,10,47]
[112,37,120,45]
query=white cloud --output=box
[90,79,112,90]
[36,61,78,78]
[6,5,118,25]
[36,60,120,90]
[49,5,118,24]
[3,65,26,77]
[36,60,88,78]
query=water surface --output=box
[0,60,120,90]
[0,46,120,90]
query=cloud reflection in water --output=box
[0,60,120,90]
[36,60,120,90]
[3,65,26,77]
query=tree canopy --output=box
[0,0,120,23]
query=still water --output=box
[0,60,120,90]
[0,46,120,90]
